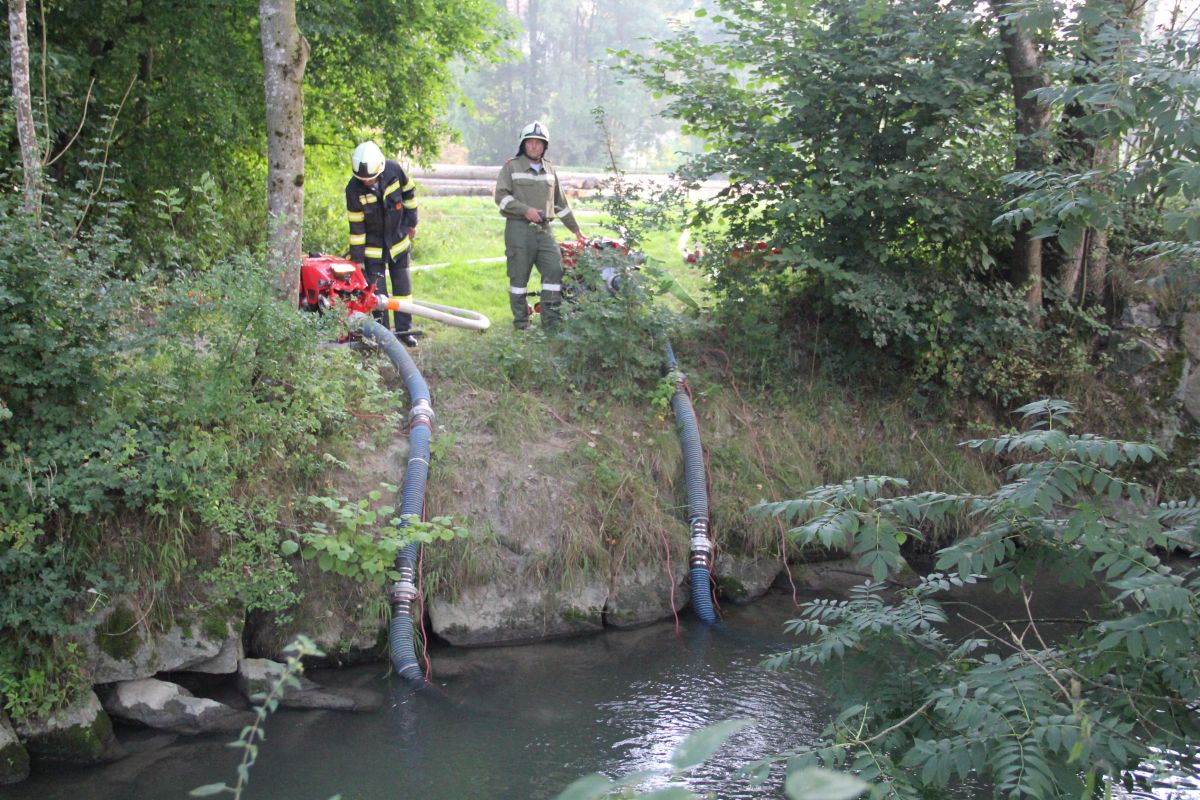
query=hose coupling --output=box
[389,578,420,606]
[689,519,712,569]
[600,266,622,294]
[673,369,687,388]
[409,398,435,428]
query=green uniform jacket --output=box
[493,155,582,236]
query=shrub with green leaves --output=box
[752,399,1200,798]
[0,186,395,721]
[0,544,118,718]
[552,245,699,401]
[624,0,1027,392]
[288,485,470,586]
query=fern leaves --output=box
[757,400,1200,798]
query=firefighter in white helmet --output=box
[493,121,584,330]
[346,141,420,346]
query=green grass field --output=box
[389,195,707,340]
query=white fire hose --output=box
[375,295,490,331]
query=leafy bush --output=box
[753,400,1200,798]
[831,273,1104,404]
[0,185,395,720]
[626,0,1018,389]
[196,499,300,622]
[0,544,119,717]
[552,245,693,400]
[288,484,469,586]
[0,194,133,520]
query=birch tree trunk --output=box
[8,0,41,218]
[993,0,1052,322]
[259,0,308,300]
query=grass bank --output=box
[320,196,1002,596]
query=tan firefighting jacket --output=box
[494,155,582,236]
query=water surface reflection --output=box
[9,595,825,800]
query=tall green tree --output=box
[993,0,1198,311]
[992,0,1053,318]
[0,0,506,259]
[299,0,509,161]
[260,0,308,296]
[5,0,40,216]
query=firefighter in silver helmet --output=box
[493,121,585,330]
[346,141,420,346]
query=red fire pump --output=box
[558,236,633,269]
[297,253,492,333]
[298,253,378,315]
[523,237,639,315]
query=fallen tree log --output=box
[409,164,727,198]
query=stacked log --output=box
[409,164,723,199]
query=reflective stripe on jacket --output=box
[345,159,419,264]
[494,155,581,236]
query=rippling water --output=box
[11,587,1198,800]
[10,595,828,800]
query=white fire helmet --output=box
[351,141,386,180]
[519,121,550,150]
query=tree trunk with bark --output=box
[1067,1,1145,311]
[259,0,308,300]
[993,0,1052,322]
[8,0,41,218]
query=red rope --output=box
[418,542,431,682]
[708,344,800,609]
[419,497,431,682]
[657,523,681,634]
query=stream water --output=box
[10,593,829,800]
[8,586,1199,800]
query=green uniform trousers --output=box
[505,219,564,329]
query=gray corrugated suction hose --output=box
[350,314,432,682]
[664,342,717,624]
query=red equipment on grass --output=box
[558,236,632,268]
[298,253,492,334]
[523,237,637,315]
[298,253,379,316]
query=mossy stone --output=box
[561,606,601,625]
[201,608,231,641]
[0,739,30,784]
[24,705,114,765]
[716,575,748,600]
[94,603,141,661]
